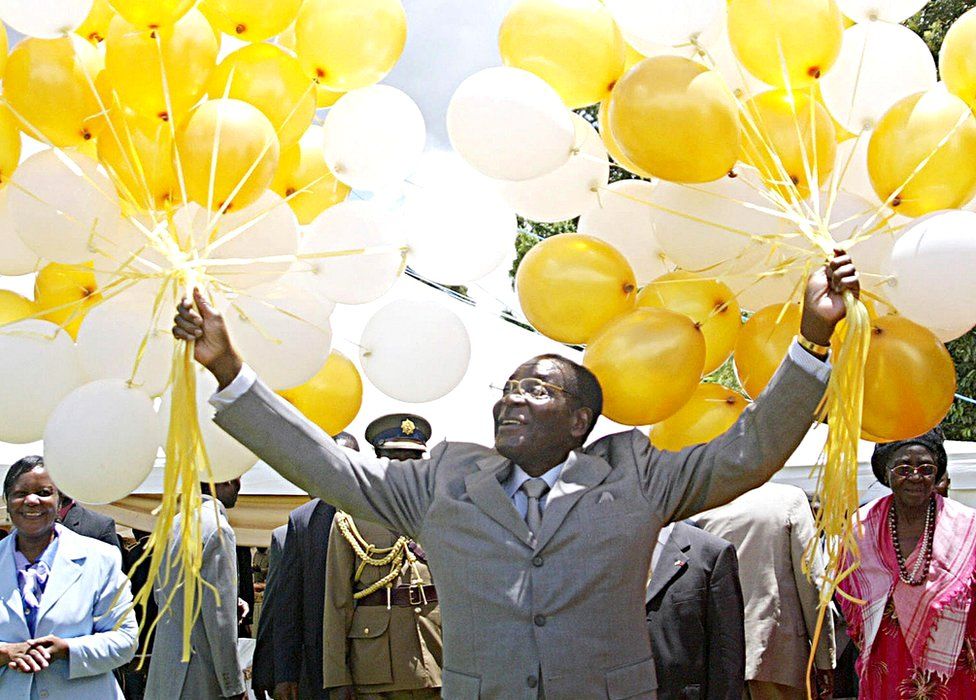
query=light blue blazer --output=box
[0,524,138,699]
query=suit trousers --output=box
[744,681,805,700]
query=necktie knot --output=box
[521,477,550,537]
[521,477,550,500]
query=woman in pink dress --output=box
[840,429,976,699]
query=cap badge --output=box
[401,419,416,436]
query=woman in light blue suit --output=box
[0,456,137,699]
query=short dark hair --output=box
[333,431,360,452]
[528,354,603,442]
[4,456,51,502]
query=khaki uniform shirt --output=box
[322,514,442,694]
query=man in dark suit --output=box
[252,524,286,699]
[58,492,122,551]
[271,433,353,700]
[645,521,745,700]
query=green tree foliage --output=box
[906,0,975,57]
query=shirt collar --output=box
[657,522,675,547]
[14,527,60,570]
[504,452,576,499]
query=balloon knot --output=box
[808,66,822,79]
[316,68,326,80]
[82,130,92,141]
[892,196,901,207]
[790,175,800,185]
[158,112,170,122]
[726,396,737,405]
[727,170,738,179]
[149,29,157,38]
[236,24,246,35]
[285,187,296,197]
[623,283,635,294]
[89,33,102,43]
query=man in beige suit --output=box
[173,254,858,699]
[697,482,836,700]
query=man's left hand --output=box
[801,249,860,346]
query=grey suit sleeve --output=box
[200,522,246,697]
[705,542,745,700]
[637,349,827,523]
[790,493,836,670]
[215,379,437,538]
[274,514,304,684]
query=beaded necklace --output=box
[888,495,936,587]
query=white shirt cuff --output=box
[208,364,257,412]
[788,339,831,384]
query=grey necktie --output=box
[521,477,550,536]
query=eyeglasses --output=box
[494,377,573,402]
[889,464,938,479]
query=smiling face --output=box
[493,358,592,476]
[888,444,939,511]
[7,466,59,540]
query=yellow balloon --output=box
[637,271,741,375]
[176,98,280,212]
[624,43,645,71]
[733,301,801,399]
[34,262,101,339]
[108,0,196,29]
[200,0,302,42]
[271,126,350,224]
[0,105,22,185]
[608,56,739,183]
[596,99,653,179]
[207,43,316,148]
[278,351,363,435]
[294,0,406,91]
[650,383,749,451]
[0,291,35,326]
[104,9,220,122]
[0,22,8,76]
[498,0,625,109]
[740,89,836,199]
[940,7,976,111]
[77,0,117,43]
[862,315,956,441]
[584,308,706,426]
[97,109,180,210]
[4,37,103,146]
[728,0,843,88]
[316,85,345,108]
[516,234,637,344]
[867,88,976,217]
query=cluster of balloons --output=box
[0,0,500,505]
[446,0,974,449]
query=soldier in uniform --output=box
[323,415,442,700]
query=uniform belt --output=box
[357,584,438,607]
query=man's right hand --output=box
[173,288,243,389]
[274,681,300,700]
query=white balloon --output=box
[360,300,470,402]
[837,0,928,24]
[224,280,333,390]
[76,295,173,397]
[495,113,609,223]
[728,248,808,312]
[447,66,575,181]
[322,86,426,191]
[297,200,404,305]
[0,320,84,443]
[9,149,121,264]
[0,189,41,275]
[402,153,516,285]
[577,179,671,285]
[825,191,899,292]
[0,0,92,38]
[930,322,974,343]
[835,137,878,204]
[44,379,159,504]
[651,171,789,275]
[198,192,299,289]
[885,209,976,333]
[606,0,722,51]
[158,366,258,482]
[820,22,936,135]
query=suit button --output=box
[527,675,538,688]
[532,555,543,567]
[534,614,546,627]
[363,627,369,634]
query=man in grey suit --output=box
[252,524,286,699]
[645,521,745,699]
[173,253,858,699]
[145,478,246,700]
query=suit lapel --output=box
[37,528,83,623]
[534,451,612,553]
[464,454,533,547]
[645,524,692,603]
[0,536,29,637]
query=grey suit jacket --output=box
[645,522,745,700]
[275,498,336,698]
[252,524,286,693]
[697,483,836,689]
[216,352,825,699]
[145,496,246,699]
